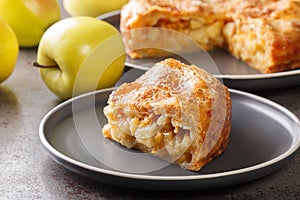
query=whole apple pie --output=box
[102,58,232,171]
[120,0,300,73]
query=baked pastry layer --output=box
[102,58,232,171]
[120,0,300,73]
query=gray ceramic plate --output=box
[98,10,300,91]
[39,72,300,190]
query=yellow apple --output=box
[63,0,128,17]
[34,16,125,100]
[0,0,61,47]
[0,18,19,83]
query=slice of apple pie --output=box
[102,58,232,171]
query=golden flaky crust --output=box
[120,0,300,73]
[102,58,232,171]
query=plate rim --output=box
[98,10,300,81]
[39,88,300,181]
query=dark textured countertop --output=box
[1,2,300,199]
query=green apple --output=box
[63,0,128,17]
[34,16,125,100]
[0,0,61,47]
[0,18,19,83]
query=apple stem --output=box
[33,62,57,69]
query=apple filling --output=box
[103,103,195,165]
[122,18,224,58]
[223,19,271,73]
